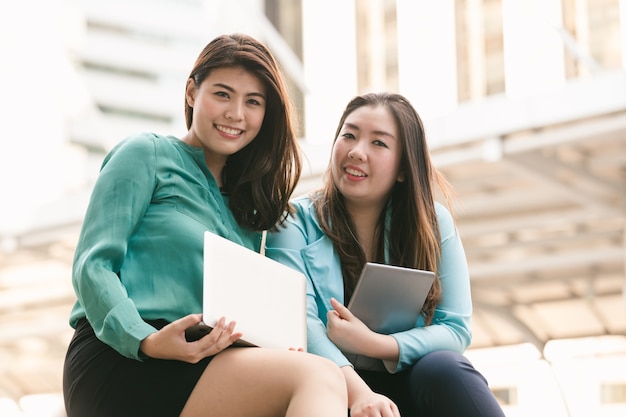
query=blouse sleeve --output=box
[385,203,473,372]
[72,134,159,360]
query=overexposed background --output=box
[1,1,625,416]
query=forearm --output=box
[341,365,373,407]
[360,333,400,362]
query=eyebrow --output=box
[212,82,266,100]
[344,122,396,139]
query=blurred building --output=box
[0,0,624,416]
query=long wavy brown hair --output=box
[185,34,302,231]
[314,92,456,325]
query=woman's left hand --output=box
[326,297,375,354]
[140,314,241,363]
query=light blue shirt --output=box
[69,133,261,360]
[265,195,472,373]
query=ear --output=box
[185,78,197,107]
[397,171,406,183]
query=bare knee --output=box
[297,353,346,393]
[278,352,348,416]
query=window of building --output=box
[491,386,518,406]
[561,0,622,78]
[600,382,626,404]
[455,0,505,102]
[483,0,505,95]
[586,0,622,70]
[264,0,305,137]
[354,0,399,93]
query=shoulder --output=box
[268,193,329,249]
[105,132,160,158]
[290,194,315,214]
[434,201,452,220]
[290,194,322,225]
[103,133,177,165]
[434,201,456,237]
[281,194,323,236]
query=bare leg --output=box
[180,347,347,417]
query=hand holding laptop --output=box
[201,231,308,350]
[185,322,257,347]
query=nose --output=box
[225,101,243,121]
[348,143,366,161]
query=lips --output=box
[215,124,243,136]
[345,166,366,177]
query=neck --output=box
[345,202,385,262]
[180,132,226,187]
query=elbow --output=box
[459,328,472,351]
[454,322,472,351]
[441,319,472,352]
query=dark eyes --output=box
[213,91,263,106]
[341,133,388,148]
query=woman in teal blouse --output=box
[62,34,347,417]
[266,93,505,417]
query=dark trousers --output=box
[356,350,506,417]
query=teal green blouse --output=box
[69,133,261,360]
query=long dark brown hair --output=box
[185,33,302,231]
[314,92,456,324]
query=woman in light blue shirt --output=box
[266,92,505,417]
[62,34,346,417]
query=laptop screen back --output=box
[203,231,307,350]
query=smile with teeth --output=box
[216,124,243,135]
[345,167,366,177]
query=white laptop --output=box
[347,262,435,334]
[199,231,307,350]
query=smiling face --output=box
[331,104,405,211]
[183,66,266,182]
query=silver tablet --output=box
[347,262,435,334]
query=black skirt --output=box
[63,319,213,417]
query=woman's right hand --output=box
[349,391,401,417]
[139,314,242,363]
[342,366,401,417]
